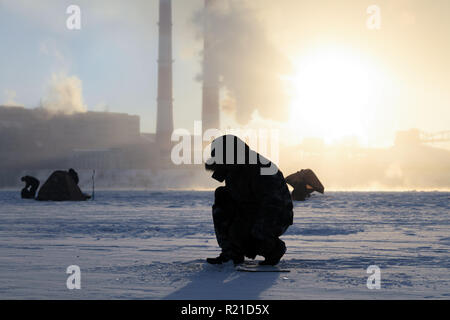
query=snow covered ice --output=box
[0,190,449,299]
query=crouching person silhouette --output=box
[205,135,293,266]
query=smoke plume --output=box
[2,89,23,107]
[195,0,291,124]
[41,73,87,114]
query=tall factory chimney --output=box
[156,0,174,155]
[202,0,220,131]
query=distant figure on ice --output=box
[285,169,324,201]
[68,168,79,185]
[205,135,293,266]
[36,169,90,201]
[20,176,40,199]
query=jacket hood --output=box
[205,135,277,181]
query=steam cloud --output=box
[2,89,23,107]
[42,73,87,114]
[195,0,291,124]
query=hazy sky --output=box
[1,0,449,147]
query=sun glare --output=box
[288,47,382,146]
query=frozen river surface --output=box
[0,190,449,299]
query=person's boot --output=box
[206,252,230,264]
[259,240,286,266]
[207,252,244,265]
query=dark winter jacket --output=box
[206,135,293,228]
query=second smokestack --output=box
[202,0,220,131]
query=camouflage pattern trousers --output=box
[212,186,288,259]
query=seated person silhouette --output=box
[285,169,324,201]
[21,176,40,199]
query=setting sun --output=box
[288,47,383,145]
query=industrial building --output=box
[0,105,158,170]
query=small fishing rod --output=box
[92,169,95,200]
